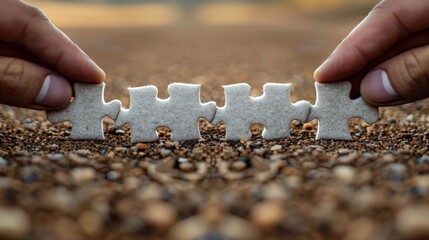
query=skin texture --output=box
[314,0,429,106]
[0,0,105,110]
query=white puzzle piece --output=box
[115,83,216,143]
[47,83,122,140]
[212,83,311,140]
[307,81,379,140]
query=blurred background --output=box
[25,0,379,105]
[27,0,378,28]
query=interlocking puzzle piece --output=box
[47,83,122,140]
[212,83,311,140]
[115,83,216,143]
[308,81,379,140]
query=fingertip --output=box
[85,57,106,84]
[314,58,334,83]
[313,65,324,82]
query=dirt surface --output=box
[1,16,429,240]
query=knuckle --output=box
[25,5,48,21]
[371,0,398,15]
[398,51,429,97]
[402,51,425,84]
[375,0,397,10]
[0,59,27,96]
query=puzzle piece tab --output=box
[308,81,379,140]
[212,83,311,140]
[115,83,216,143]
[47,83,122,140]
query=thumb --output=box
[360,45,429,106]
[0,57,72,110]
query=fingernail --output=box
[361,70,400,103]
[35,75,72,107]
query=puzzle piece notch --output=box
[115,83,216,143]
[307,81,379,140]
[212,83,311,140]
[47,83,122,140]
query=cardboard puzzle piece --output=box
[212,83,311,140]
[115,83,216,143]
[47,83,122,140]
[307,81,379,140]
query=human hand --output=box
[0,0,105,110]
[314,0,429,106]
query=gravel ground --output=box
[1,23,429,240]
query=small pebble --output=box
[0,207,30,239]
[178,157,188,163]
[68,153,88,165]
[390,163,407,180]
[45,144,59,150]
[71,167,96,184]
[270,145,283,151]
[143,201,178,231]
[302,161,316,169]
[78,211,104,236]
[388,119,397,124]
[47,153,64,161]
[413,175,429,192]
[160,149,172,157]
[254,148,266,155]
[110,162,124,170]
[250,200,286,232]
[232,161,247,171]
[0,157,7,166]
[164,141,176,149]
[338,153,358,164]
[115,129,125,135]
[136,143,148,151]
[405,114,414,122]
[417,155,429,165]
[333,165,355,183]
[114,147,125,152]
[338,148,351,155]
[396,205,429,238]
[302,122,313,130]
[106,171,121,180]
[179,162,194,172]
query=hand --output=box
[0,0,105,110]
[314,0,429,106]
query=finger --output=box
[0,42,42,65]
[360,45,429,106]
[0,0,105,83]
[0,56,72,110]
[314,0,429,82]
[340,29,429,99]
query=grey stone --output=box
[0,157,7,166]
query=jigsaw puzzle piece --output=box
[308,81,379,140]
[47,83,122,140]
